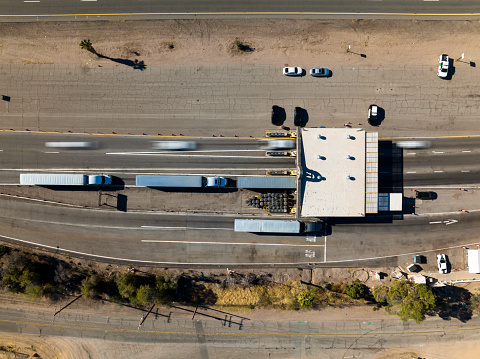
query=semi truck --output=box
[136,175,227,188]
[234,219,324,234]
[237,176,296,189]
[20,173,112,186]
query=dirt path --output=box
[1,20,480,68]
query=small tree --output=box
[297,290,315,308]
[137,285,153,305]
[117,273,141,304]
[81,275,102,299]
[346,280,365,299]
[79,39,98,55]
[154,276,176,305]
[373,285,389,303]
[382,280,436,324]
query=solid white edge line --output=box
[141,240,324,247]
[106,153,271,159]
[140,226,233,231]
[429,221,442,224]
[1,233,477,265]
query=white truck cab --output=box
[204,177,227,188]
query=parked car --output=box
[396,141,431,149]
[151,141,197,150]
[310,68,330,77]
[416,191,435,200]
[271,105,281,126]
[368,104,378,125]
[437,54,449,78]
[259,139,296,150]
[283,67,303,76]
[437,254,448,274]
[294,107,302,127]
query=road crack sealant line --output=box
[1,318,480,338]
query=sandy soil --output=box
[2,18,480,358]
[1,19,480,69]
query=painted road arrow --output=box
[429,219,458,225]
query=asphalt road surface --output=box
[0,305,479,358]
[0,191,473,266]
[1,132,480,187]
[1,65,479,139]
[2,0,480,19]
[0,132,296,183]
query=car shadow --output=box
[271,107,287,126]
[369,106,385,127]
[294,107,309,127]
[445,58,455,80]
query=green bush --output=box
[297,290,315,308]
[373,285,389,303]
[81,275,102,299]
[117,273,141,304]
[154,276,176,305]
[137,285,153,305]
[383,280,437,324]
[346,280,365,299]
[25,284,43,299]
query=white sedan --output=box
[437,254,448,274]
[283,67,303,76]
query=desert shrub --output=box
[81,275,102,299]
[25,284,43,299]
[297,290,315,308]
[137,284,153,305]
[330,282,346,294]
[154,276,176,305]
[373,285,389,303]
[469,292,480,314]
[346,280,365,299]
[117,273,142,304]
[234,38,244,51]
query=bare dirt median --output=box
[1,19,480,68]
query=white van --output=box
[396,141,431,149]
[259,139,296,150]
[151,141,197,150]
[45,141,99,149]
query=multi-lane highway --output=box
[1,132,480,265]
[2,132,480,187]
[0,132,295,183]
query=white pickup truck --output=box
[437,54,449,78]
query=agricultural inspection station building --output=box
[296,127,401,218]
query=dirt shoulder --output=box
[1,19,480,68]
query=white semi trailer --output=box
[20,173,112,186]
